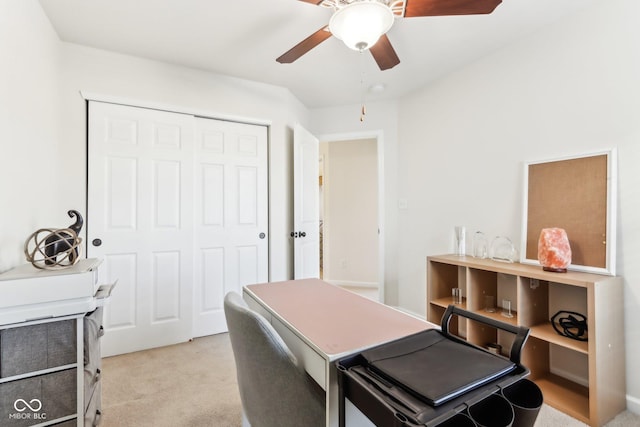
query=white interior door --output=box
[88,101,194,356]
[293,124,320,279]
[192,117,269,337]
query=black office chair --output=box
[223,291,325,427]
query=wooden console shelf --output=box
[427,254,626,427]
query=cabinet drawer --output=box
[1,320,77,377]
[0,369,76,426]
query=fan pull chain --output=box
[359,51,367,122]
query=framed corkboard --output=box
[520,150,617,275]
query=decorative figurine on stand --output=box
[24,210,84,269]
[537,228,572,272]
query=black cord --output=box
[551,311,588,341]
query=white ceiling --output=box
[38,0,597,108]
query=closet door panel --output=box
[192,118,268,337]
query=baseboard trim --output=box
[389,306,424,320]
[325,279,378,289]
[627,394,640,415]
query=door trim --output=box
[80,91,272,127]
[315,130,385,303]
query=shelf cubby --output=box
[427,254,625,427]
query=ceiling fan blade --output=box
[298,0,325,4]
[276,27,332,64]
[369,34,400,71]
[404,0,502,17]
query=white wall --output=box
[0,1,310,282]
[395,0,640,409]
[322,138,378,286]
[0,1,62,272]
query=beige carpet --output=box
[101,333,241,427]
[101,334,639,427]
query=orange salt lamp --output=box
[537,228,572,272]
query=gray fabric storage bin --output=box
[50,420,78,427]
[0,369,76,427]
[0,375,41,426]
[0,320,77,378]
[47,319,77,368]
[42,369,77,421]
[0,324,48,377]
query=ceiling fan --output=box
[276,0,503,70]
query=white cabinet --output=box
[0,260,111,426]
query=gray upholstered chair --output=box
[224,291,325,427]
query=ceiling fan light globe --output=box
[329,1,394,51]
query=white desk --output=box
[243,279,434,427]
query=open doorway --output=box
[319,137,380,301]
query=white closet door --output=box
[88,101,195,356]
[192,117,269,337]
